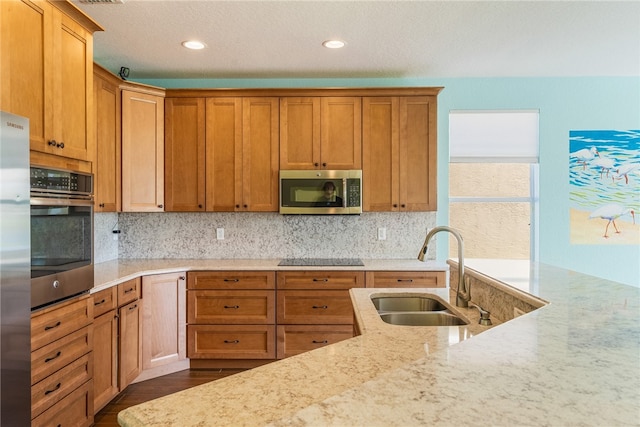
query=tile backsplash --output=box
[94,211,437,262]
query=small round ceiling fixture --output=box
[182,40,206,50]
[322,39,345,49]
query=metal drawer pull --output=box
[224,305,240,309]
[312,278,329,282]
[45,351,61,363]
[44,321,61,331]
[312,305,329,309]
[224,340,240,344]
[45,383,61,395]
[224,279,240,282]
[312,340,328,344]
[124,287,135,294]
[94,298,106,306]
[128,304,138,311]
[397,279,414,282]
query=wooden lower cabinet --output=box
[365,271,446,288]
[31,296,94,426]
[119,298,143,390]
[138,273,188,381]
[275,271,363,359]
[188,325,276,359]
[277,325,353,359]
[186,271,276,363]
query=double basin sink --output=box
[371,295,469,326]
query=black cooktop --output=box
[278,258,364,267]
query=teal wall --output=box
[138,76,640,287]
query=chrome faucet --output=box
[417,226,470,307]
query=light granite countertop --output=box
[92,258,448,293]
[115,261,640,427]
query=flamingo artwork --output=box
[589,204,636,238]
[570,146,599,170]
[612,162,640,184]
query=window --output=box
[448,111,539,290]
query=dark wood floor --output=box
[93,369,246,426]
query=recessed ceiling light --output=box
[182,40,206,50]
[322,40,345,49]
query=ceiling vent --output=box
[78,0,124,4]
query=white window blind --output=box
[449,110,539,163]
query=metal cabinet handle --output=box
[224,340,240,344]
[312,340,328,344]
[44,321,61,331]
[45,351,61,363]
[224,305,240,309]
[45,383,61,395]
[397,279,414,282]
[223,278,240,282]
[312,278,329,282]
[128,304,138,311]
[94,298,106,306]
[124,287,135,294]
[312,305,329,309]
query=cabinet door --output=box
[93,67,121,212]
[320,97,362,170]
[242,97,279,211]
[205,98,242,211]
[121,89,164,212]
[0,0,48,150]
[399,96,437,211]
[141,273,186,370]
[92,310,118,413]
[119,299,142,390]
[279,97,320,170]
[362,97,400,211]
[165,98,206,211]
[52,11,93,161]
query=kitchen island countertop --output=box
[115,261,640,426]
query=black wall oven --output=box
[30,166,94,309]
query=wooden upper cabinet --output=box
[279,97,361,170]
[279,97,320,170]
[320,97,362,170]
[205,97,242,212]
[1,0,102,162]
[205,97,279,212]
[363,96,437,212]
[121,87,165,212]
[165,98,206,211]
[241,97,279,211]
[93,65,121,212]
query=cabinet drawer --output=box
[31,297,92,351]
[118,278,141,306]
[92,287,117,318]
[31,379,93,427]
[187,290,275,324]
[32,326,93,385]
[277,325,353,359]
[277,271,365,290]
[188,325,275,359]
[277,290,353,324]
[31,353,92,419]
[188,271,275,290]
[365,271,446,288]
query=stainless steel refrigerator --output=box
[0,111,31,425]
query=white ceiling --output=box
[73,0,640,81]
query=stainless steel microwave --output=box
[279,170,362,214]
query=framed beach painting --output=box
[569,130,640,245]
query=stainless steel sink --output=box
[379,312,469,326]
[371,296,448,312]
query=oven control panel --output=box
[30,167,93,194]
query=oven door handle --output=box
[30,197,93,207]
